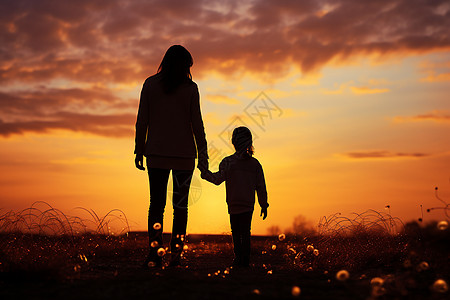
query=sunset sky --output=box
[1,0,449,235]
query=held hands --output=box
[135,154,145,171]
[260,207,268,220]
[197,156,209,174]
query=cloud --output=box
[350,86,390,94]
[206,94,240,105]
[0,112,135,137]
[0,86,136,137]
[420,72,450,82]
[342,150,429,159]
[0,0,449,85]
[394,111,450,123]
[1,0,449,137]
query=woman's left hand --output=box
[135,154,146,171]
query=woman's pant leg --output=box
[147,168,170,252]
[171,169,193,250]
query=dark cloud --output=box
[0,0,449,137]
[0,87,136,137]
[0,112,135,137]
[413,112,450,122]
[394,111,450,123]
[343,151,429,159]
[1,0,449,83]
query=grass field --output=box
[0,218,448,299]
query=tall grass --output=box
[0,201,130,236]
[0,202,133,281]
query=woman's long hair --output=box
[232,126,254,158]
[157,45,193,93]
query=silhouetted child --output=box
[201,126,268,267]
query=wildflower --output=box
[370,277,384,287]
[417,261,429,271]
[371,286,386,297]
[157,248,166,257]
[291,286,301,297]
[437,221,448,230]
[267,270,273,274]
[336,270,350,281]
[432,279,448,293]
[403,259,412,268]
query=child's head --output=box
[231,126,254,157]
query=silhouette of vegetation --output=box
[0,204,448,299]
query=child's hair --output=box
[231,126,254,158]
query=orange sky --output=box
[1,0,449,235]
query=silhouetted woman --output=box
[134,45,208,267]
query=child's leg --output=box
[229,213,242,265]
[240,211,253,267]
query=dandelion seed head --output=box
[370,277,384,287]
[313,249,319,256]
[157,248,166,257]
[371,286,386,297]
[437,220,448,230]
[418,261,429,271]
[153,223,162,230]
[272,244,277,250]
[183,245,188,251]
[288,248,296,254]
[278,233,286,241]
[150,241,159,248]
[306,245,314,252]
[403,259,412,268]
[291,286,301,297]
[432,279,448,293]
[336,270,350,281]
[147,261,156,268]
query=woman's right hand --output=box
[135,154,146,171]
[197,156,208,173]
